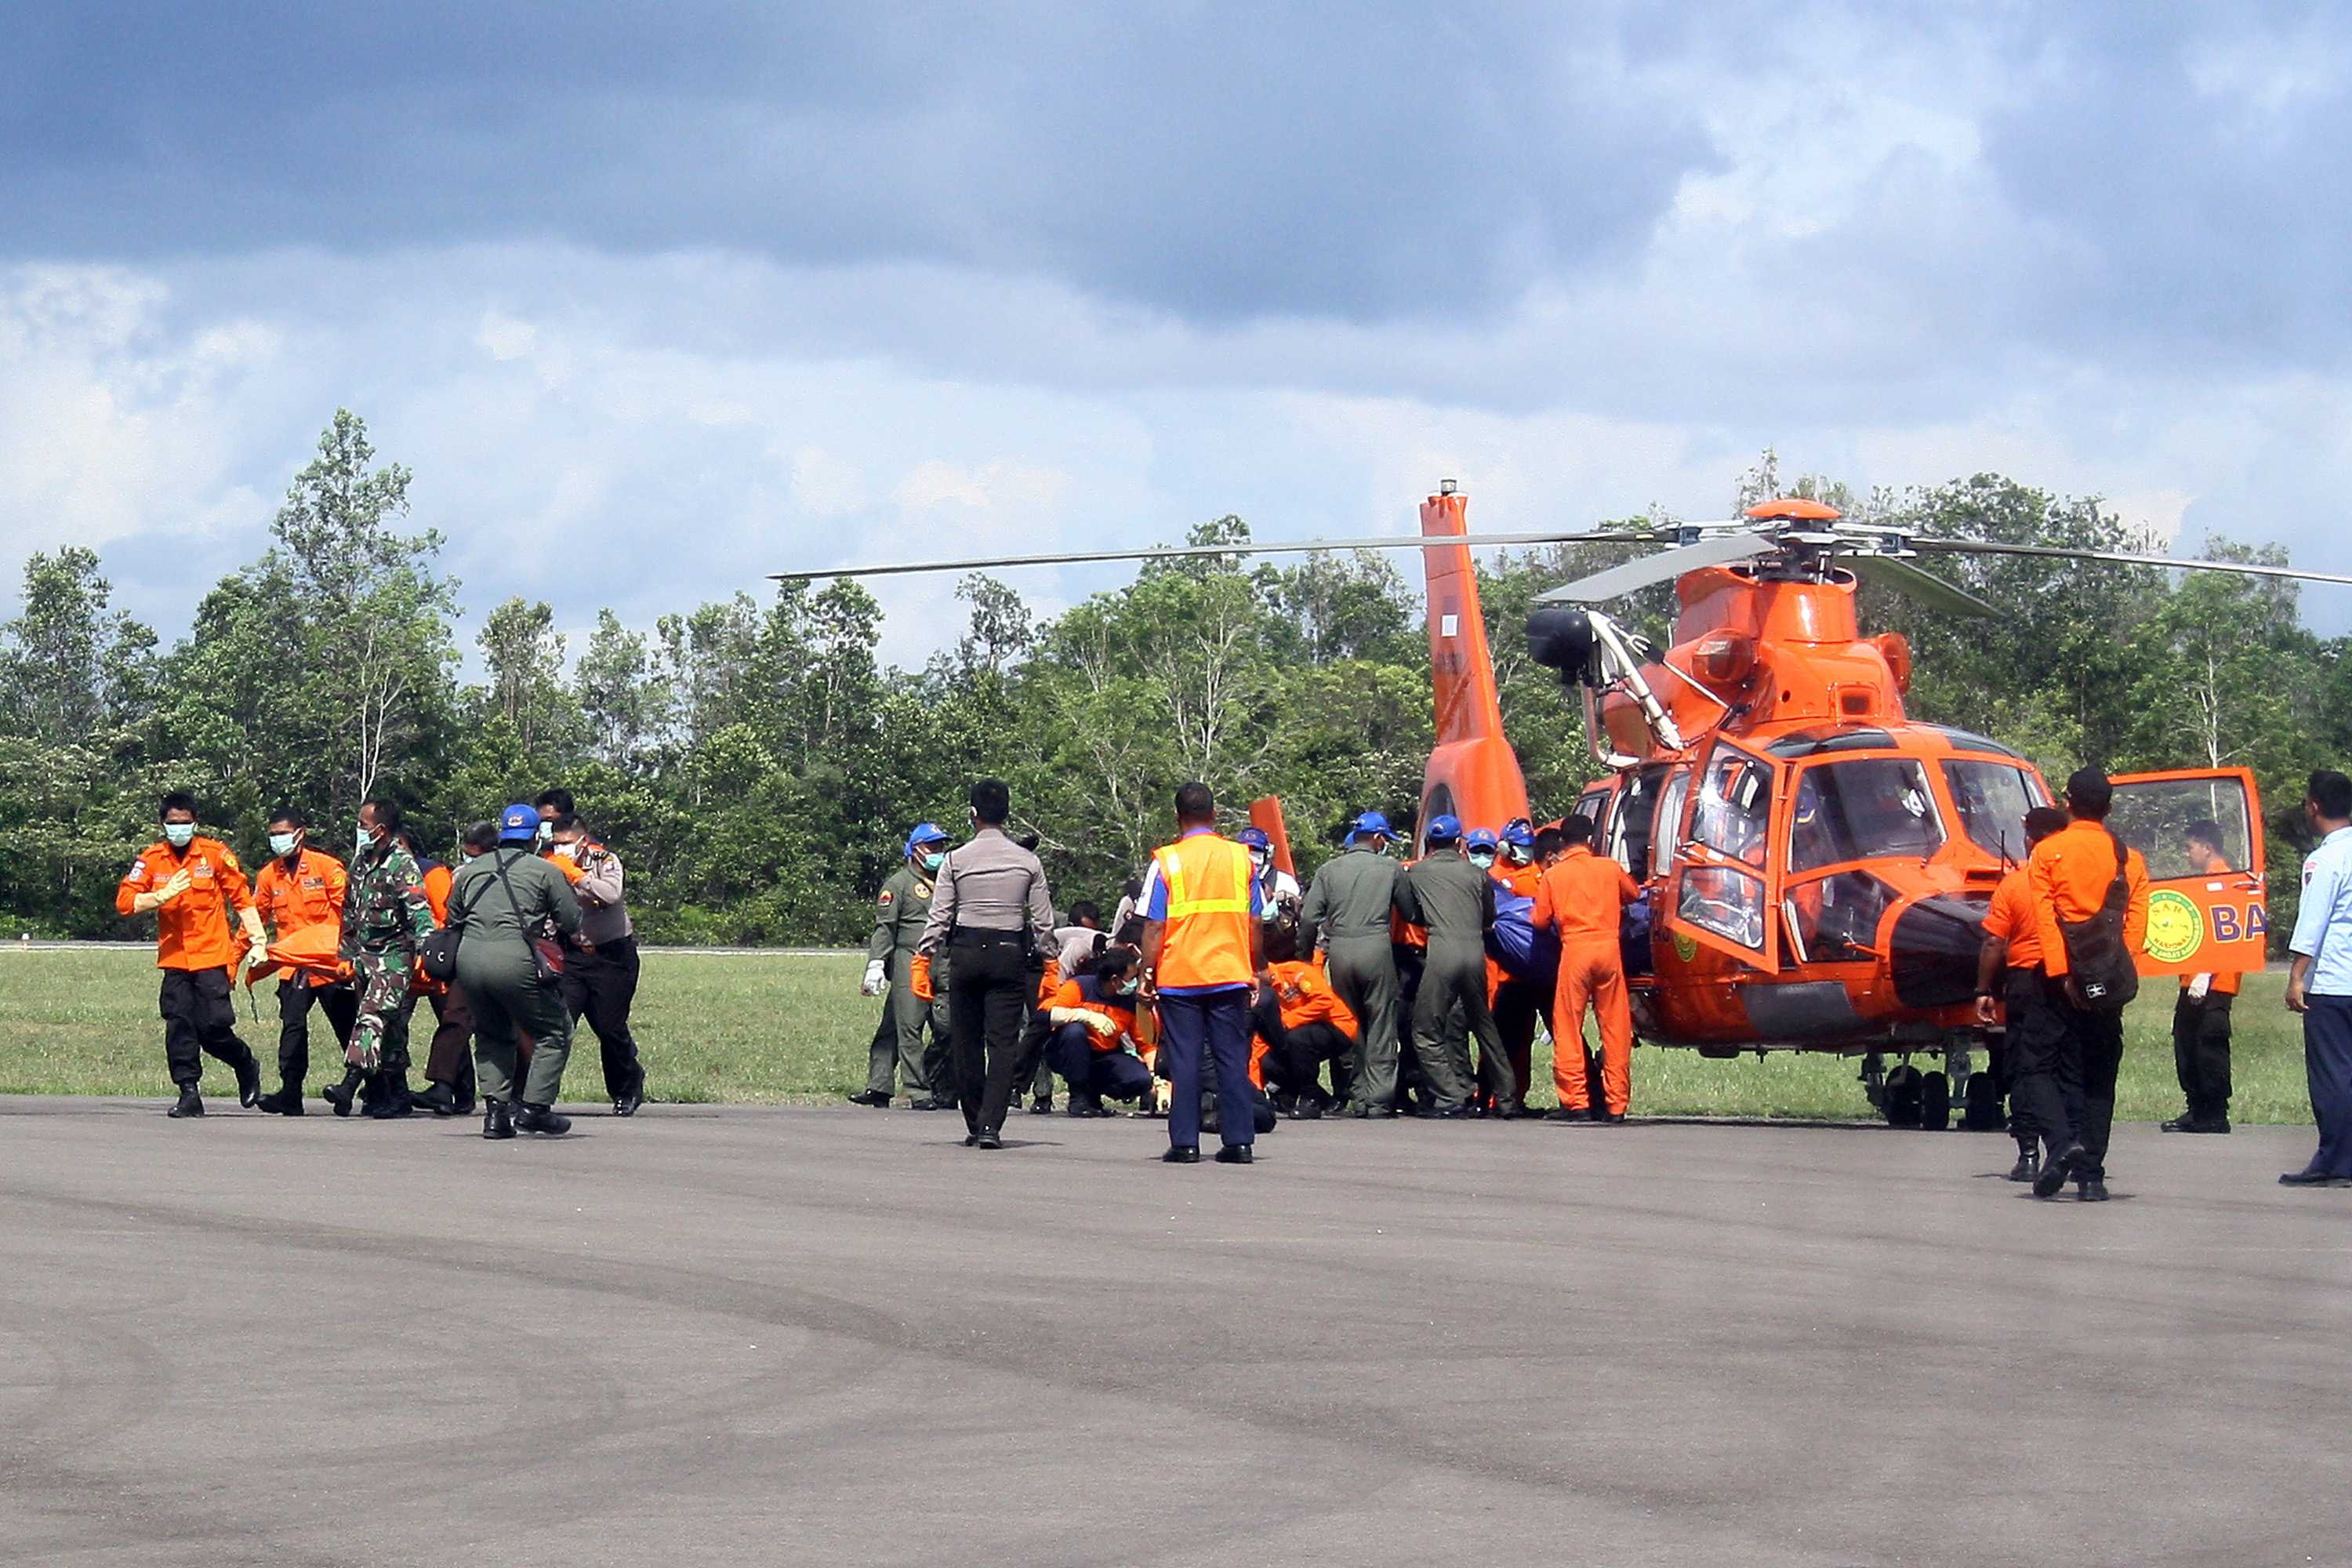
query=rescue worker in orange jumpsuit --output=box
[249,805,356,1113]
[115,790,267,1117]
[1139,782,1266,1163]
[2021,768,2151,1201]
[2162,818,2238,1134]
[1975,805,2071,1181]
[1531,814,1642,1123]
[1044,946,1156,1114]
[1250,924,1356,1117]
[1478,821,1549,1116]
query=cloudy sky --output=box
[6,2,2350,661]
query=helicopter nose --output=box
[1887,894,1987,1009]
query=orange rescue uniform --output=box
[117,837,255,971]
[1050,978,1138,1044]
[1980,867,2045,972]
[2180,851,2241,996]
[2027,819,2151,982]
[252,848,349,988]
[1532,844,1642,1115]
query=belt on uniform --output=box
[949,927,1027,949]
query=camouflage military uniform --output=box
[340,837,437,1074]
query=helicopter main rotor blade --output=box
[1910,538,2352,590]
[1844,553,1998,618]
[1534,532,1776,604]
[770,531,1658,582]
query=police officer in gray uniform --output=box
[1298,810,1406,1117]
[1393,813,1508,1117]
[918,778,1056,1149]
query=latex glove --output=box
[1084,1011,1117,1037]
[2187,973,2212,1002]
[158,868,194,905]
[861,958,887,997]
[909,953,935,1002]
[239,906,266,946]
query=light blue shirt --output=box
[2291,826,2352,996]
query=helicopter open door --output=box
[2106,768,2269,979]
[1661,736,1784,973]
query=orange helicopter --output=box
[779,482,2350,1126]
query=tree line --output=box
[5,415,2347,947]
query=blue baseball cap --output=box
[1501,819,1537,848]
[1425,813,1463,844]
[499,804,539,842]
[905,822,949,856]
[1465,827,1499,851]
[1348,811,1392,840]
[1239,826,1272,850]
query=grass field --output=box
[0,947,2320,1123]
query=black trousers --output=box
[424,986,479,1101]
[1490,978,1552,1105]
[946,935,1033,1136]
[2172,989,2233,1119]
[275,979,358,1089]
[160,967,257,1090]
[2003,970,2077,1162]
[561,935,644,1099]
[2009,971,2126,1178]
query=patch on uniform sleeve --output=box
[220,849,240,870]
[879,890,895,905]
[127,859,149,880]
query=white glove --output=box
[861,959,886,997]
[1084,1011,1117,1036]
[2187,973,2212,1001]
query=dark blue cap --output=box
[1466,828,1499,851]
[1239,826,1272,850]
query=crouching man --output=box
[1044,948,1156,1116]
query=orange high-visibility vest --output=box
[1151,832,1257,989]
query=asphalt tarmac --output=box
[2,1097,2347,1567]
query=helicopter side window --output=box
[1650,767,1691,878]
[1609,764,1669,877]
[1785,870,1896,962]
[1691,753,1771,869]
[1679,866,1766,949]
[1789,759,1945,872]
[1942,760,2045,862]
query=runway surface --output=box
[2,1096,2347,1566]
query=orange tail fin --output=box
[1420,490,1532,840]
[1248,797,1297,877]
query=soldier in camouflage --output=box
[321,799,438,1120]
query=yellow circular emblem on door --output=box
[1671,931,1699,964]
[2143,889,2203,966]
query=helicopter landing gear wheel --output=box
[1882,1063,1924,1128]
[1919,1070,1951,1132]
[1962,1070,2002,1131]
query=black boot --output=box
[412,1081,459,1116]
[845,1090,892,1108]
[368,1071,415,1119]
[481,1097,516,1140]
[233,1052,263,1109]
[167,1085,205,1119]
[515,1103,572,1136]
[321,1068,364,1117]
[2005,1145,2039,1182]
[256,1083,305,1116]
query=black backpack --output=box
[2059,829,2140,1014]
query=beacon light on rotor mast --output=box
[1526,603,1690,766]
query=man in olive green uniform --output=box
[323,800,438,1119]
[1299,810,1406,1117]
[1393,814,1508,1118]
[850,822,956,1109]
[450,803,584,1138]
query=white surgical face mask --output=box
[535,820,554,845]
[163,822,196,848]
[1469,850,1496,869]
[269,832,299,858]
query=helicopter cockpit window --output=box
[1942,760,2046,862]
[1651,767,1691,878]
[1691,752,1771,869]
[1610,764,1670,877]
[1788,759,1944,872]
[1785,870,1895,963]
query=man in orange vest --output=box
[115,789,268,1117]
[249,804,357,1113]
[1531,815,1643,1122]
[2023,768,2151,1201]
[1140,782,1267,1164]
